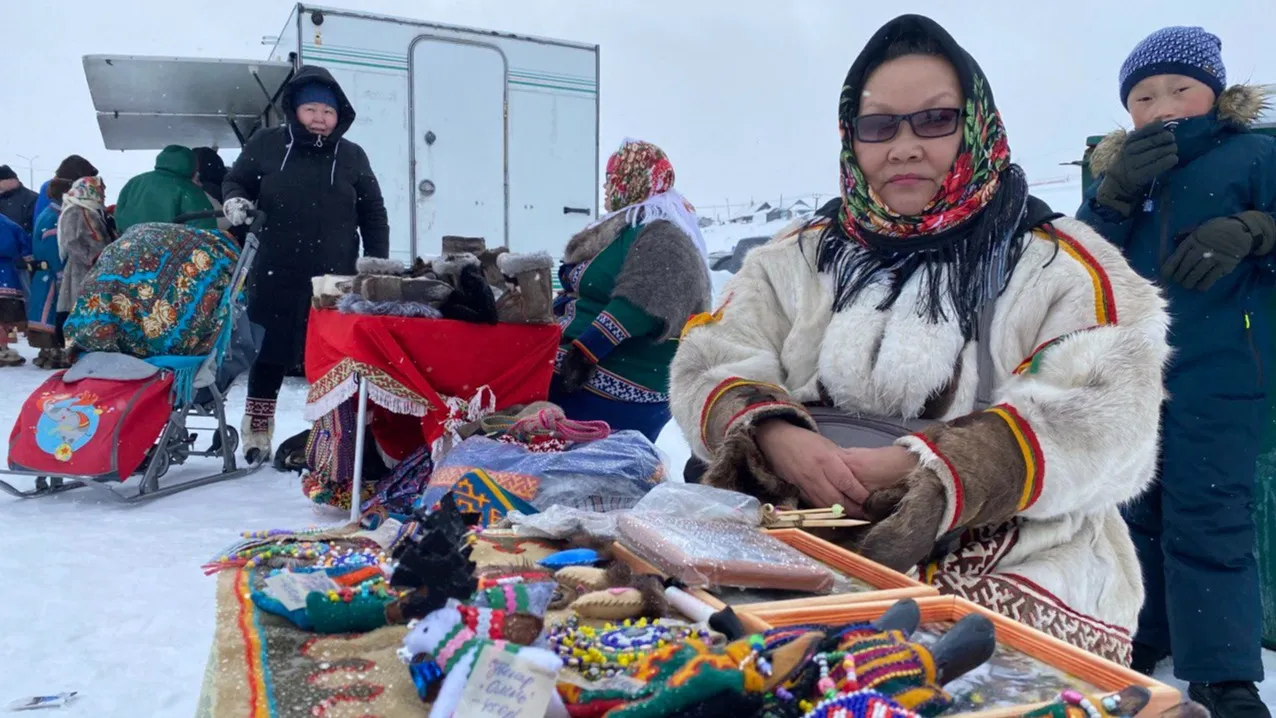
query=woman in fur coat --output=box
[669,14,1170,665]
[57,176,111,320]
[27,155,99,369]
[550,139,711,441]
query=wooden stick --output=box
[769,518,869,528]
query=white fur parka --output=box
[670,215,1170,664]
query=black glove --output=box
[553,344,598,395]
[1095,122,1178,217]
[1162,211,1276,291]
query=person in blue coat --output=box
[32,179,52,228]
[0,214,31,366]
[1077,26,1275,718]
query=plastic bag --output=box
[506,505,623,541]
[616,512,835,592]
[421,430,663,514]
[504,480,764,541]
[629,482,762,525]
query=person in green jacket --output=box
[549,139,712,441]
[114,145,216,233]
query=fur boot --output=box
[433,254,498,324]
[361,275,404,302]
[242,398,276,463]
[0,347,24,367]
[442,236,486,256]
[356,257,407,276]
[401,277,455,306]
[477,248,509,289]
[495,252,555,324]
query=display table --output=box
[303,308,561,519]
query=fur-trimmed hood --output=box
[1090,84,1272,175]
[562,212,630,265]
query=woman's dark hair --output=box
[855,33,948,109]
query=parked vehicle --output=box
[708,235,769,274]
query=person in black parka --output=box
[222,65,389,462]
[0,165,39,238]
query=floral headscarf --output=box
[604,139,676,213]
[817,14,1031,339]
[62,176,106,212]
[57,176,109,260]
[594,138,708,263]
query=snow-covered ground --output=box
[1,229,1273,713]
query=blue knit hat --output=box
[293,82,339,113]
[1119,26,1225,107]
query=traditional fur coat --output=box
[669,215,1171,665]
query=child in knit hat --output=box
[1078,26,1275,718]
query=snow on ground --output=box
[1,324,1273,714]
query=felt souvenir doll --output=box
[401,597,569,718]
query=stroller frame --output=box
[0,210,268,503]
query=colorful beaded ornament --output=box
[547,616,711,680]
[800,689,920,718]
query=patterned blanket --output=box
[66,223,239,358]
[197,531,562,717]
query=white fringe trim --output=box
[303,371,431,421]
[304,372,359,421]
[586,189,708,265]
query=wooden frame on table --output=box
[612,527,936,617]
[743,595,1181,718]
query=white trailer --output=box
[83,3,600,262]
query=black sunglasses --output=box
[852,108,963,143]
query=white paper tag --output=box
[355,518,402,549]
[455,646,558,718]
[263,571,339,611]
[7,693,78,711]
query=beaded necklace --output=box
[546,617,710,680]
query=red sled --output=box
[8,371,173,480]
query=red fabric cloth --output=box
[304,308,561,456]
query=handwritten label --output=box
[455,646,558,718]
[263,571,339,611]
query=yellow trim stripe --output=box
[987,405,1045,511]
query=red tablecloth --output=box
[304,308,561,456]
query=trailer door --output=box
[409,37,508,256]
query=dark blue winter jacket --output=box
[0,213,32,298]
[1078,85,1276,402]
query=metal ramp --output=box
[83,54,294,150]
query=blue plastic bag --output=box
[420,430,664,514]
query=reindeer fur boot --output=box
[478,247,510,290]
[441,236,487,256]
[496,251,555,324]
[433,254,498,324]
[242,398,276,463]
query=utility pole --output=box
[14,154,38,187]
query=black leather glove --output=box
[553,344,598,395]
[1162,211,1276,291]
[1096,122,1178,217]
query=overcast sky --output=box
[3,0,1273,212]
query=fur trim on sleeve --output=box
[696,377,819,505]
[611,220,712,341]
